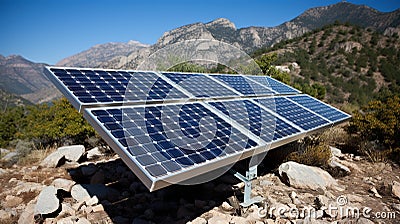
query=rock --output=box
[87,147,103,159]
[278,161,337,190]
[369,187,382,198]
[76,218,91,224]
[59,203,75,217]
[51,178,75,192]
[3,195,23,208]
[0,209,11,220]
[90,170,105,184]
[71,184,108,202]
[1,151,18,161]
[392,181,400,199]
[315,195,330,208]
[329,146,344,158]
[189,217,207,224]
[0,148,10,154]
[329,158,351,174]
[57,145,85,162]
[86,196,99,206]
[230,216,247,224]
[265,219,274,224]
[339,217,374,224]
[40,151,65,168]
[72,200,85,211]
[34,186,60,215]
[56,216,76,224]
[18,203,35,224]
[71,184,91,202]
[0,168,6,175]
[260,179,274,186]
[356,217,375,224]
[92,204,105,212]
[81,164,97,176]
[290,191,297,200]
[208,215,231,224]
[221,201,234,212]
[391,203,400,212]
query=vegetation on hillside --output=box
[0,98,95,149]
[253,22,400,108]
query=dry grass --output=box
[17,145,56,166]
[320,126,349,146]
[287,143,332,168]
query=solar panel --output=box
[248,75,300,94]
[210,74,275,96]
[45,68,188,111]
[162,72,239,98]
[45,66,351,191]
[287,95,351,123]
[208,100,301,143]
[85,103,259,190]
[256,97,330,131]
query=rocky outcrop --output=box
[278,161,338,190]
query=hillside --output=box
[254,23,400,108]
[0,55,61,104]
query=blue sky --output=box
[1,0,399,65]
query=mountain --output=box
[56,40,149,67]
[0,55,61,104]
[95,2,400,69]
[254,23,400,108]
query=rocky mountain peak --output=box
[206,18,236,30]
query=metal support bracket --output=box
[231,165,264,207]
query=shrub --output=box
[347,95,400,163]
[23,98,96,146]
[286,136,331,168]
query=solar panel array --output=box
[45,67,351,191]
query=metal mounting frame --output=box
[231,165,264,207]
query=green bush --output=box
[23,98,96,146]
[348,95,400,163]
[0,98,96,148]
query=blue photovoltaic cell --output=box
[248,76,300,94]
[49,68,187,106]
[287,95,350,122]
[89,103,257,178]
[257,97,329,131]
[162,72,239,98]
[209,100,301,142]
[211,75,275,96]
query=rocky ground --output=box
[0,144,399,224]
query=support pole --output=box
[231,165,264,207]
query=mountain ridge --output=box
[99,2,400,69]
